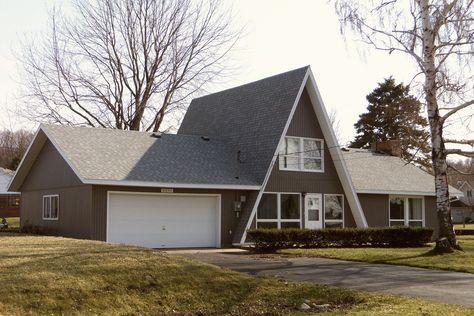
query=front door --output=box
[304,194,322,229]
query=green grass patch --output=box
[280,236,474,274]
[0,234,472,315]
[5,217,19,228]
[455,223,474,230]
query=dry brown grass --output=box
[0,233,472,315]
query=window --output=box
[389,196,424,227]
[43,195,59,220]
[279,137,323,172]
[256,193,301,228]
[324,194,344,228]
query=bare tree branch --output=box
[444,138,474,145]
[335,0,474,251]
[19,0,240,131]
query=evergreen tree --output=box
[350,78,430,168]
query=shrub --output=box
[247,226,434,251]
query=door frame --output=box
[304,193,323,229]
[106,191,222,247]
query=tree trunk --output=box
[420,0,458,252]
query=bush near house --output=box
[247,227,434,251]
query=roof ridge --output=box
[41,124,154,135]
[192,65,310,102]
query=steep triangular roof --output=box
[178,66,367,243]
[179,66,310,183]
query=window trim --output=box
[256,192,302,228]
[323,194,345,228]
[279,136,324,173]
[42,194,59,221]
[389,195,425,227]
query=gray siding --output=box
[358,194,389,227]
[358,193,439,239]
[264,89,355,227]
[20,140,93,239]
[91,186,250,246]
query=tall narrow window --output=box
[43,195,59,220]
[279,137,324,172]
[324,194,344,228]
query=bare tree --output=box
[328,108,343,144]
[20,0,239,132]
[0,129,34,170]
[335,0,474,252]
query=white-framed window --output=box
[324,194,344,228]
[279,137,324,172]
[389,196,424,227]
[43,195,59,220]
[256,193,301,228]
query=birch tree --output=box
[20,0,238,132]
[335,0,474,252]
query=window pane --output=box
[409,198,422,220]
[409,221,422,227]
[303,139,321,157]
[308,209,319,221]
[285,138,299,155]
[46,197,51,218]
[280,155,299,169]
[390,198,404,220]
[325,221,343,228]
[325,195,343,220]
[257,222,277,229]
[281,222,300,228]
[280,194,300,219]
[303,158,321,170]
[257,194,277,219]
[51,196,58,219]
[390,220,405,227]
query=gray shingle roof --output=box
[42,124,259,186]
[178,66,309,183]
[342,148,462,196]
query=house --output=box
[0,168,20,218]
[450,181,473,223]
[8,66,460,248]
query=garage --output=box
[107,192,221,248]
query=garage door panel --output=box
[107,193,219,248]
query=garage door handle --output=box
[162,225,166,230]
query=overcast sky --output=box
[0,0,471,147]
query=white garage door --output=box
[107,192,220,248]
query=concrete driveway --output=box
[174,250,474,307]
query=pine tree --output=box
[350,78,431,168]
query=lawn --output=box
[0,234,472,315]
[280,235,474,274]
[455,223,474,230]
[5,217,19,228]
